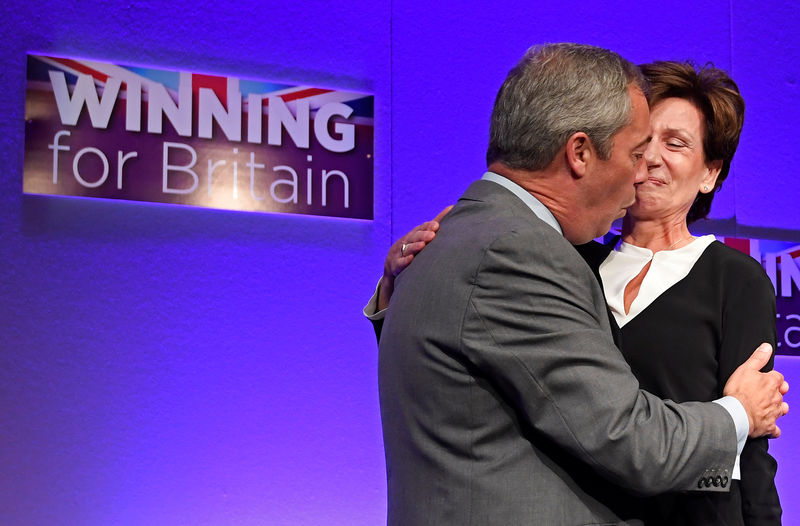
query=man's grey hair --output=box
[486,43,648,171]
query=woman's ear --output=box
[701,159,723,193]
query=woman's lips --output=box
[636,177,666,189]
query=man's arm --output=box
[459,229,784,494]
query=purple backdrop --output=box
[1,0,799,524]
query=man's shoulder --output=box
[449,180,565,243]
[441,201,575,268]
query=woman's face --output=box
[627,97,721,223]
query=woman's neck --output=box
[621,216,694,253]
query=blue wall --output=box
[1,1,798,524]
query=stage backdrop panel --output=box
[1,0,800,525]
[2,0,391,525]
[731,0,800,233]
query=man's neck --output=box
[488,162,578,241]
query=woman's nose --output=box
[643,140,660,168]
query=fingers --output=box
[432,205,454,223]
[406,226,437,245]
[411,204,454,237]
[763,391,789,439]
[389,248,415,276]
[389,235,431,276]
[397,241,425,260]
[765,370,785,392]
[765,401,790,438]
[386,207,453,278]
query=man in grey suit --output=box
[377,43,788,525]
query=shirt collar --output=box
[481,171,563,235]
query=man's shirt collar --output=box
[482,171,563,235]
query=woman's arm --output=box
[377,206,452,311]
[365,206,452,342]
[718,265,781,525]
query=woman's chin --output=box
[624,204,649,221]
[628,196,662,214]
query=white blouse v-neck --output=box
[599,235,716,328]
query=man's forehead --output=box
[630,89,651,140]
[613,105,650,148]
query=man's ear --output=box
[565,132,592,178]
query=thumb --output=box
[744,343,773,370]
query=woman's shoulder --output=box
[703,239,771,282]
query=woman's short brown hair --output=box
[639,61,745,223]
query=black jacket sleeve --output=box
[718,267,781,525]
[372,317,384,343]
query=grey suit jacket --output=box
[378,179,738,525]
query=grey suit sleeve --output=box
[459,229,738,495]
